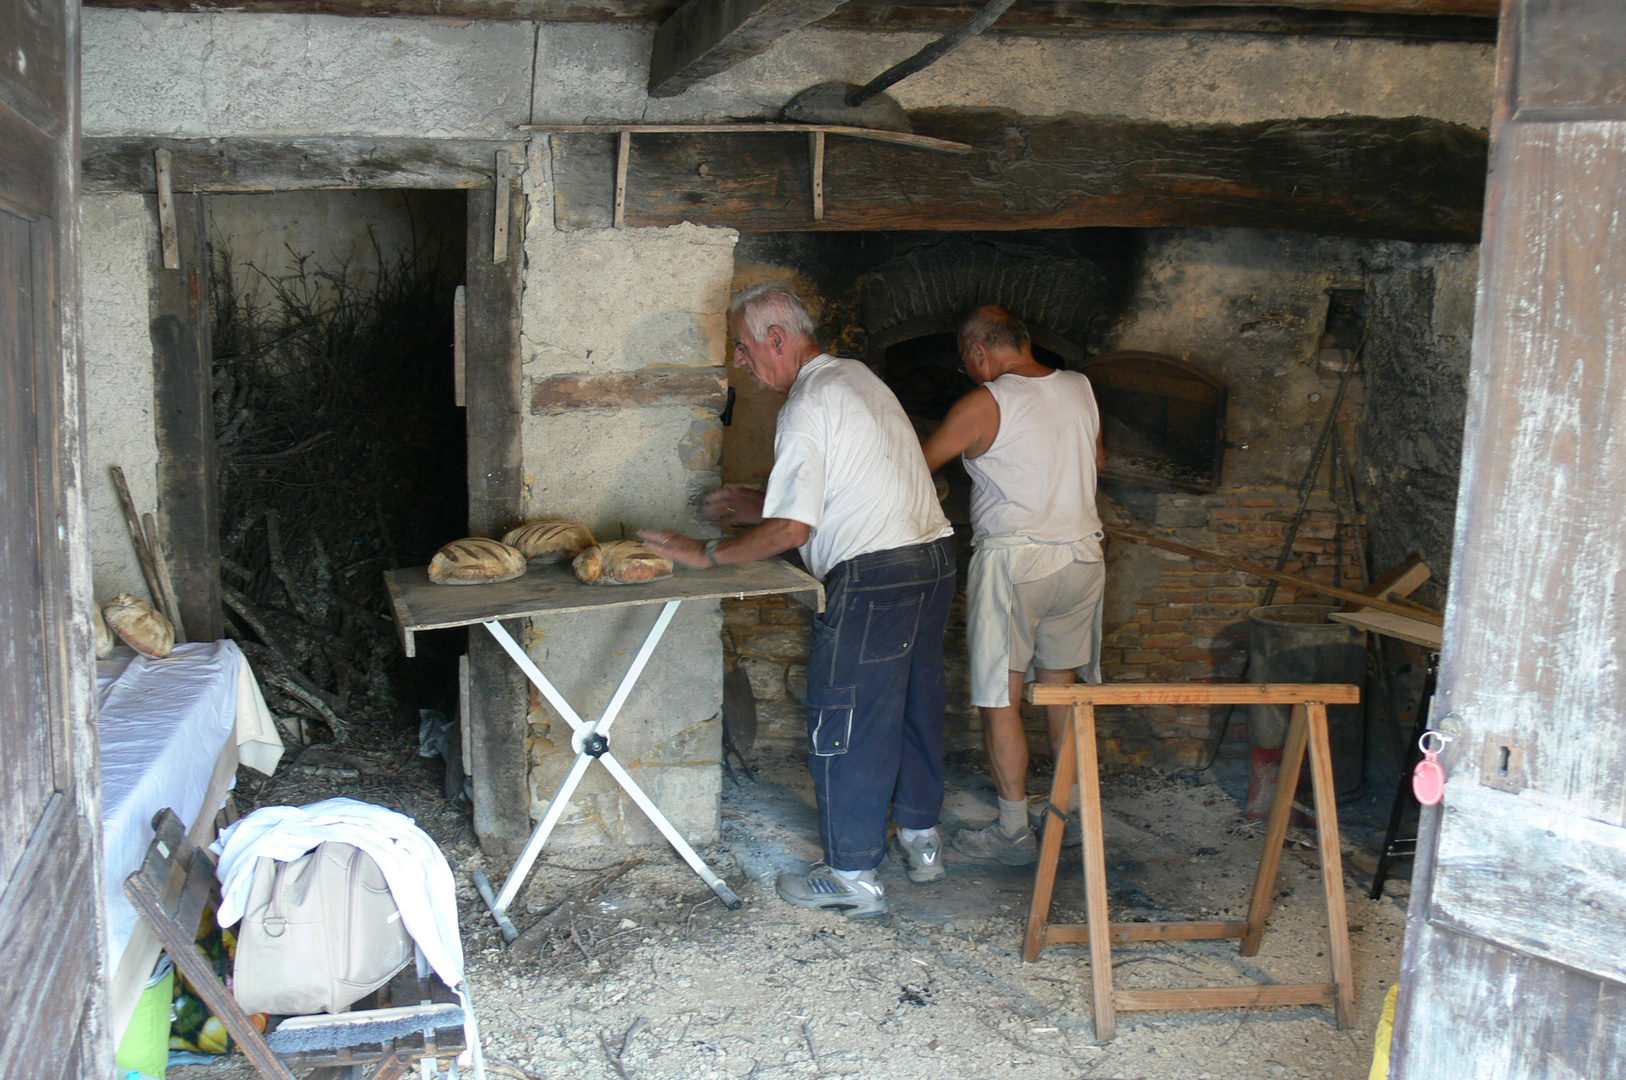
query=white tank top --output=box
[964,369,1102,546]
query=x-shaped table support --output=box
[478,600,742,927]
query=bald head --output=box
[958,306,1031,358]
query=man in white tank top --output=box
[922,306,1106,866]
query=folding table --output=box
[384,558,823,925]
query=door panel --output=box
[1392,1,1626,1076]
[0,0,107,1075]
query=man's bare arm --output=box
[638,517,811,569]
[921,387,1000,472]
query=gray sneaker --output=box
[775,864,888,918]
[951,822,1038,865]
[888,829,946,884]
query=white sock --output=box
[998,797,1029,837]
[833,867,877,883]
[898,826,937,844]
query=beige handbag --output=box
[232,842,413,1015]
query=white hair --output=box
[730,283,817,345]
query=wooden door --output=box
[0,0,109,1074]
[1391,1,1626,1076]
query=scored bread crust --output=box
[428,537,527,584]
[501,520,595,564]
[104,592,175,658]
[572,541,674,585]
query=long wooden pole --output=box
[1103,525,1444,627]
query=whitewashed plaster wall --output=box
[80,194,159,608]
[82,11,1494,139]
[517,143,737,844]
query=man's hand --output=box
[637,529,712,569]
[703,487,766,526]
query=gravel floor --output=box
[170,734,1413,1080]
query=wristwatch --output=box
[703,539,722,566]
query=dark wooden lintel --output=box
[550,111,1488,241]
[83,137,516,194]
[531,367,728,413]
[80,0,1498,42]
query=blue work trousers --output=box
[804,536,956,871]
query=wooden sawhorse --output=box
[1023,682,1360,1041]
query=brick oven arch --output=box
[856,237,1120,369]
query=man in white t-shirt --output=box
[641,285,956,917]
[921,306,1106,866]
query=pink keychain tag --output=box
[1412,730,1453,806]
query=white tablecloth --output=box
[98,639,284,976]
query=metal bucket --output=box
[1247,604,1365,802]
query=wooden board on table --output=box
[384,557,823,656]
[1328,610,1443,650]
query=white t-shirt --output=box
[762,354,953,580]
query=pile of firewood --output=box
[211,239,464,743]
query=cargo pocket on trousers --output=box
[806,685,856,756]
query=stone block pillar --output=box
[516,143,737,845]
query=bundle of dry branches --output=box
[212,232,465,743]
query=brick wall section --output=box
[723,488,1364,770]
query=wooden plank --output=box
[548,113,1486,241]
[108,464,163,610]
[1074,704,1117,1041]
[1105,526,1445,624]
[1328,610,1442,649]
[0,0,68,130]
[613,130,630,230]
[809,130,824,222]
[0,797,100,1078]
[1242,704,1308,956]
[1044,920,1246,944]
[77,0,1500,41]
[525,122,974,156]
[464,182,530,860]
[1028,683,1361,706]
[1115,984,1336,1011]
[493,150,512,264]
[1514,0,1626,121]
[530,366,728,414]
[144,511,187,643]
[0,101,54,219]
[384,558,823,634]
[1304,703,1356,1027]
[648,0,848,98]
[154,148,178,269]
[453,285,466,408]
[1429,783,1626,987]
[149,192,222,641]
[1355,552,1432,605]
[1022,707,1074,963]
[82,137,511,194]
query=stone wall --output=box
[517,143,737,844]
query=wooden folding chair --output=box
[124,809,467,1080]
[1022,683,1360,1041]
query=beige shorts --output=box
[1008,559,1106,674]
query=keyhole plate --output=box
[1479,733,1527,793]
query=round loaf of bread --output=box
[428,537,527,584]
[103,592,175,658]
[501,520,595,564]
[572,541,674,585]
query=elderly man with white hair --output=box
[641,284,955,918]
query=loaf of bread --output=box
[501,520,595,564]
[93,600,115,659]
[572,541,674,585]
[428,537,527,584]
[103,593,174,658]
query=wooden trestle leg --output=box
[1021,684,1357,1041]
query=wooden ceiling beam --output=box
[82,0,1498,43]
[649,0,850,98]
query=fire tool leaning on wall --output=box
[641,284,956,918]
[922,306,1108,866]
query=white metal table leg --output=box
[477,602,741,925]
